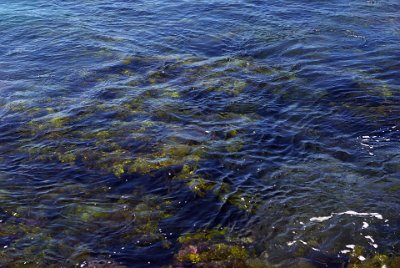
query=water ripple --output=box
[1,0,400,266]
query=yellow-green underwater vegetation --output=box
[1,51,399,267]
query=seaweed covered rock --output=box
[347,246,400,268]
[174,228,257,267]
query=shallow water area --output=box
[1,0,400,267]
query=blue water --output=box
[1,0,399,267]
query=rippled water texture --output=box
[1,0,400,267]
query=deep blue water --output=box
[0,0,399,267]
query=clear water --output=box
[0,0,399,267]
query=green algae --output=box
[231,80,248,95]
[225,128,239,139]
[177,228,228,244]
[51,193,175,253]
[0,189,11,200]
[122,57,133,65]
[218,189,261,214]
[187,177,216,197]
[163,144,192,158]
[94,130,113,140]
[112,162,126,177]
[175,228,254,267]
[10,58,262,190]
[175,163,198,180]
[0,230,111,268]
[17,105,239,202]
[0,223,53,267]
[380,85,393,97]
[118,196,174,246]
[25,113,73,139]
[348,246,400,268]
[386,184,400,193]
[252,65,275,75]
[124,142,203,177]
[63,204,111,223]
[127,157,175,174]
[225,138,245,153]
[50,115,70,128]
[176,243,249,265]
[148,71,169,84]
[162,88,181,98]
[11,79,248,207]
[57,151,77,165]
[120,69,133,76]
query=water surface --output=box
[0,0,400,267]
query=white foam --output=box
[338,211,383,220]
[310,216,333,222]
[365,235,374,243]
[340,250,351,254]
[346,244,355,249]
[309,211,383,223]
[360,143,373,148]
[358,256,366,261]
[362,222,369,229]
[287,240,308,246]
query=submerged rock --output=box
[348,247,400,268]
[174,228,257,267]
